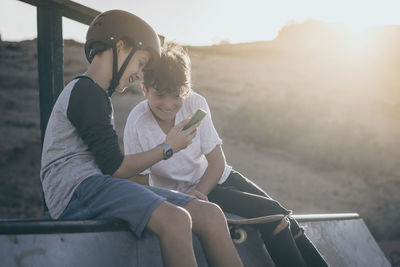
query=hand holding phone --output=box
[166,109,207,153]
[182,109,207,130]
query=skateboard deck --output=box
[227,214,284,225]
[225,213,279,266]
[227,214,283,245]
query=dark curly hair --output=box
[143,42,192,97]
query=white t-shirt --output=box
[124,91,231,193]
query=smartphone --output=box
[182,109,207,130]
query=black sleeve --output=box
[67,78,124,175]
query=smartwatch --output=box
[161,142,173,160]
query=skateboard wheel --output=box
[232,228,247,244]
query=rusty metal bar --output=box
[36,4,64,144]
[18,0,100,25]
[16,0,100,143]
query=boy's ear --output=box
[116,39,125,53]
[141,83,148,98]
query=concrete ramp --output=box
[295,213,391,267]
[0,219,209,267]
[0,217,272,267]
[0,213,390,267]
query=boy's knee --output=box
[150,202,192,236]
[186,200,226,226]
[165,206,192,230]
[199,201,225,220]
[188,201,228,235]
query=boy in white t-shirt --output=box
[124,43,328,267]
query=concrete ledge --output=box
[0,213,391,267]
[0,225,208,267]
[0,216,272,267]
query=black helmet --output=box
[85,10,161,68]
[85,10,161,96]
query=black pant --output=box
[208,170,328,267]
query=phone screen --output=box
[182,109,207,130]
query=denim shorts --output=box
[59,174,195,237]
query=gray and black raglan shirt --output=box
[40,77,124,219]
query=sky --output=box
[1,0,400,45]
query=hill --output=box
[0,20,399,242]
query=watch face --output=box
[165,149,173,158]
[162,143,173,160]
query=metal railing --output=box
[17,0,100,144]
[292,213,360,222]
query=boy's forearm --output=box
[113,145,163,179]
[195,145,225,195]
[195,165,224,196]
[128,174,149,185]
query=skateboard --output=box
[227,214,284,244]
[225,213,284,266]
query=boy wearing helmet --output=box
[40,10,242,267]
[124,42,328,267]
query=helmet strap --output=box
[107,42,137,97]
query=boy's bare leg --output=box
[146,201,198,267]
[183,199,243,267]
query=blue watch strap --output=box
[161,142,173,160]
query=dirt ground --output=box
[0,21,399,246]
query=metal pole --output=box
[37,4,64,145]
